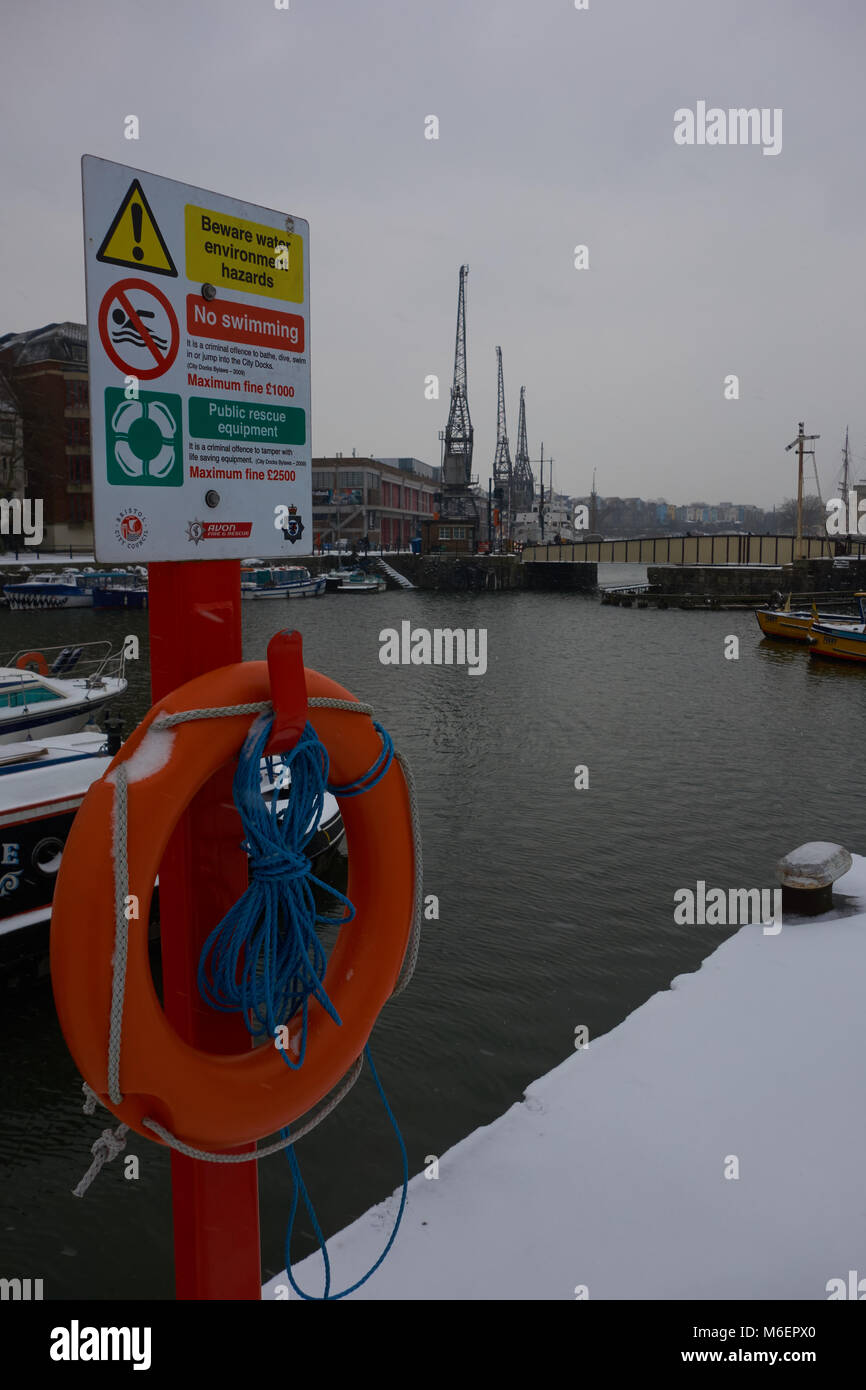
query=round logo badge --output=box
[114,508,149,549]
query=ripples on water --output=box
[2,569,865,1295]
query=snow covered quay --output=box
[265,858,866,1301]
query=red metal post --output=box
[148,559,261,1300]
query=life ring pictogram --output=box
[16,651,49,676]
[109,396,177,480]
[49,661,416,1152]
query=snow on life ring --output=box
[16,651,49,676]
[49,661,416,1152]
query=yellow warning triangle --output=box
[96,179,177,277]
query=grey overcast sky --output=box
[1,0,864,507]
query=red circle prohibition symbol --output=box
[98,277,180,381]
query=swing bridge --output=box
[521,533,866,567]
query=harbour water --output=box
[3,567,866,1297]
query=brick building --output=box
[0,322,92,550]
[312,456,439,551]
[0,370,25,500]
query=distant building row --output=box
[573,494,767,534]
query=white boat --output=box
[0,642,127,743]
[338,569,386,593]
[241,566,326,599]
[512,499,577,546]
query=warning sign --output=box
[96,179,178,277]
[187,294,304,352]
[185,205,303,303]
[98,279,179,379]
[82,156,311,562]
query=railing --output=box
[523,534,866,566]
[1,640,127,687]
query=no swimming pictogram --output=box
[98,278,180,380]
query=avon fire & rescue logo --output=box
[186,520,253,545]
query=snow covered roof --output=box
[0,322,87,367]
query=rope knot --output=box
[247,844,309,881]
[72,1122,130,1198]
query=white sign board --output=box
[82,156,311,561]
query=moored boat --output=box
[0,641,127,742]
[242,566,325,599]
[91,570,148,609]
[338,569,386,593]
[0,738,345,985]
[755,598,860,641]
[0,731,115,980]
[3,569,93,610]
[322,567,354,592]
[808,595,866,663]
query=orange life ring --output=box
[50,662,416,1152]
[16,651,49,676]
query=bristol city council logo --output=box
[114,508,148,549]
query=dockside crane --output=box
[492,346,513,541]
[511,385,534,513]
[439,265,477,525]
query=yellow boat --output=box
[808,595,866,663]
[755,596,856,642]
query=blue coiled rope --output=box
[197,709,408,1299]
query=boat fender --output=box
[50,647,74,676]
[50,661,416,1152]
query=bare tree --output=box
[774,495,826,535]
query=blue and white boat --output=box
[3,568,148,611]
[0,641,127,743]
[91,571,149,610]
[3,569,93,610]
[241,566,326,600]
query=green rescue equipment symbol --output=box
[105,388,183,486]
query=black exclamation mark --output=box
[131,201,143,261]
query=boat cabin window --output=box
[0,685,62,708]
